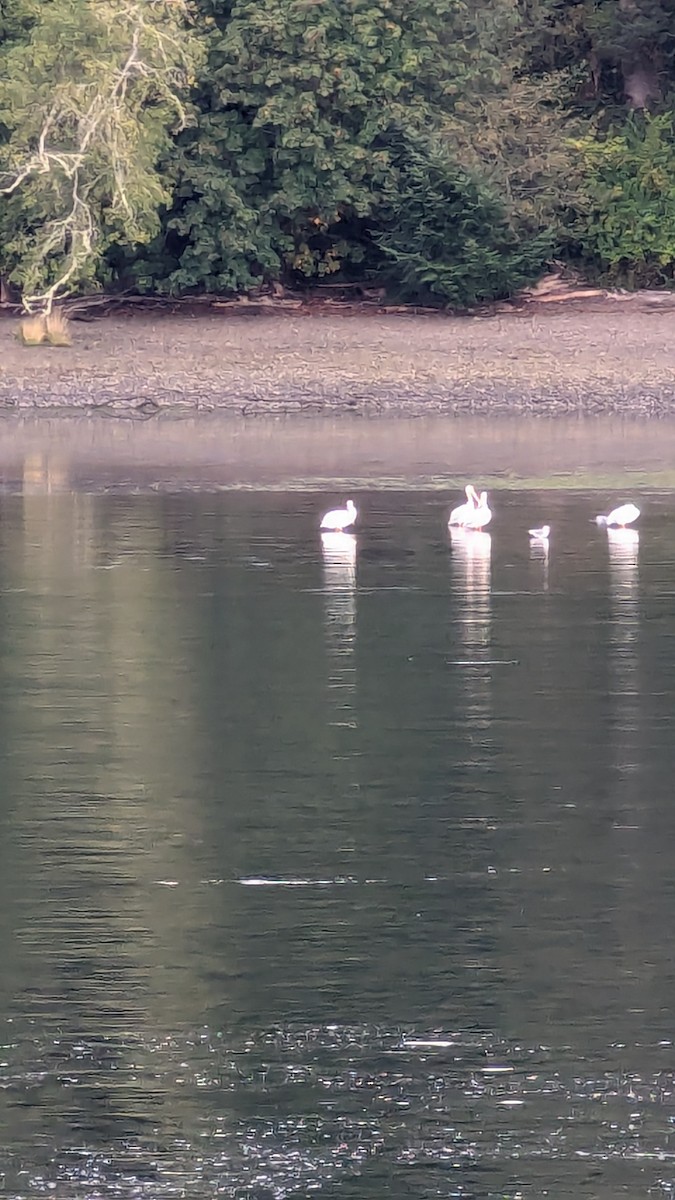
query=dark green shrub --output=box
[370,136,551,306]
[566,115,675,286]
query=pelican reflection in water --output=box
[608,526,640,587]
[450,527,492,649]
[607,526,640,626]
[450,526,492,734]
[450,525,492,570]
[321,530,357,726]
[321,530,357,645]
[450,526,492,637]
[607,526,640,780]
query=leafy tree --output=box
[0,0,199,311]
[4,0,675,305]
[148,0,523,298]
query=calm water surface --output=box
[1,488,675,1199]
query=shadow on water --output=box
[1,474,675,1197]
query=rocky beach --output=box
[2,297,675,417]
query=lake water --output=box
[1,421,675,1199]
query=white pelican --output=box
[529,524,550,540]
[448,484,478,527]
[320,499,357,531]
[595,502,640,528]
[464,491,491,530]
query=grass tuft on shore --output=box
[18,315,47,345]
[45,310,72,347]
[18,309,72,347]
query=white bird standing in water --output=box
[320,499,358,531]
[448,484,479,527]
[529,524,550,540]
[595,502,640,528]
[464,491,492,530]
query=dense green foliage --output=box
[2,0,675,308]
[567,114,675,285]
[371,136,552,305]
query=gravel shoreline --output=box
[2,302,675,415]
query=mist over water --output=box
[1,479,675,1199]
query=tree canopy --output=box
[2,0,675,309]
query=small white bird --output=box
[595,502,640,528]
[448,484,479,527]
[529,524,550,540]
[464,491,491,530]
[320,499,357,531]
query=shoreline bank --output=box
[1,303,675,416]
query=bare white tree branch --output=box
[0,0,197,312]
